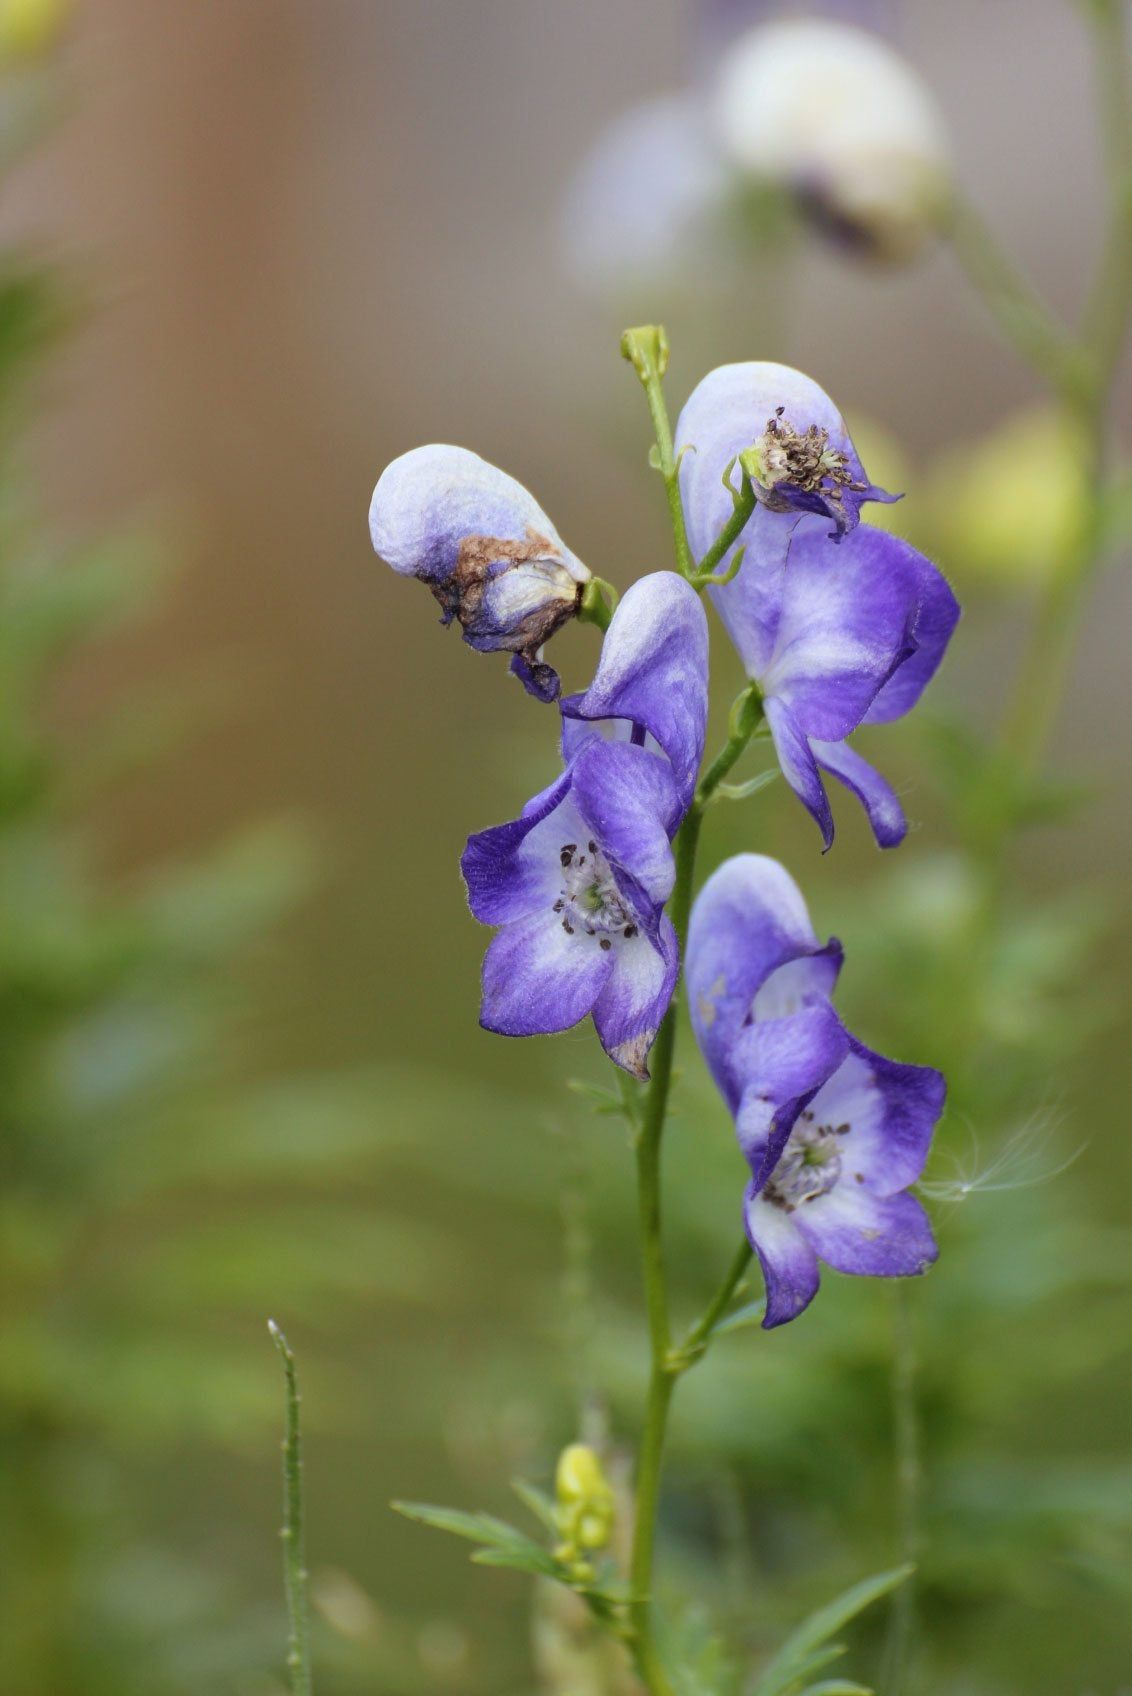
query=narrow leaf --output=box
[391,1501,529,1550]
[752,1566,913,1696]
[511,1478,560,1535]
[471,1544,562,1578]
[801,1683,873,1696]
[713,1298,767,1336]
[715,769,780,804]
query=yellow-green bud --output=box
[0,0,69,61]
[927,407,1087,590]
[554,1443,615,1562]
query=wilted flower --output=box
[461,573,708,1078]
[688,853,943,1326]
[677,362,958,848]
[712,18,952,261]
[369,444,591,702]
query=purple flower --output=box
[461,574,708,1079]
[677,363,959,849]
[369,444,591,702]
[688,853,943,1326]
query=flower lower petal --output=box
[744,1186,822,1328]
[765,695,835,849]
[480,910,613,1037]
[592,918,679,1080]
[461,770,576,925]
[811,738,907,848]
[796,1184,938,1279]
[810,1039,945,1195]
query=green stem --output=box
[268,1321,313,1696]
[627,693,764,1691]
[674,1238,755,1368]
[880,1283,921,1696]
[621,325,695,580]
[947,197,1090,404]
[692,478,757,586]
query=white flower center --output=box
[553,840,638,951]
[763,1111,856,1211]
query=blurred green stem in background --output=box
[884,10,1132,1690]
[269,1322,313,1696]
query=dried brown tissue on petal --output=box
[613,1030,655,1082]
[696,973,727,1029]
[436,526,585,654]
[754,407,867,516]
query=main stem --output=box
[621,325,695,580]
[269,1321,313,1696]
[628,702,762,1691]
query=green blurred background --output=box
[2,2,1132,1693]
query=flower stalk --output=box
[268,1321,313,1696]
[621,324,696,581]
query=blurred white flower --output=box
[559,9,951,297]
[713,18,952,260]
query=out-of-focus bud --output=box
[711,18,952,262]
[0,0,69,61]
[369,444,591,701]
[553,1443,615,1567]
[926,407,1087,590]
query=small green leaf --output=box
[393,1499,568,1583]
[511,1478,559,1535]
[714,769,779,804]
[752,1566,913,1696]
[712,1298,767,1337]
[800,1683,873,1696]
[471,1543,563,1578]
[391,1501,527,1549]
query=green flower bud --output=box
[554,1443,615,1563]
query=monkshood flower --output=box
[677,362,959,848]
[461,573,708,1080]
[369,444,591,702]
[687,853,943,1327]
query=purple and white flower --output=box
[369,444,591,702]
[677,362,959,849]
[688,853,943,1326]
[461,573,708,1079]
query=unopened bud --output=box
[554,1443,615,1563]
